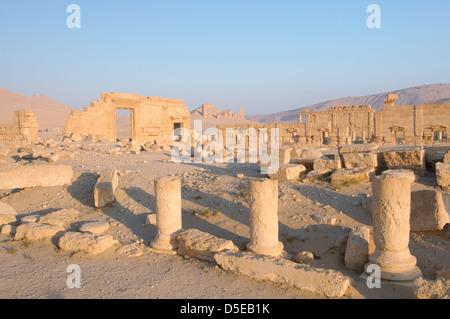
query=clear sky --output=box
[1,0,449,115]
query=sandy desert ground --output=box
[0,132,449,300]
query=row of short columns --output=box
[151,170,422,281]
[150,176,284,257]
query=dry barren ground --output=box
[0,135,449,299]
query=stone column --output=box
[365,170,422,281]
[246,179,284,257]
[150,176,182,251]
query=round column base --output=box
[150,234,179,251]
[246,241,284,257]
[364,262,422,282]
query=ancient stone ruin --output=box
[0,110,39,143]
[217,95,450,147]
[0,92,449,300]
[63,92,191,145]
[200,103,245,119]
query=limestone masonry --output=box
[0,110,39,143]
[63,92,190,144]
[217,95,450,147]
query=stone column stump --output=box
[365,170,422,281]
[246,179,284,257]
[150,176,182,251]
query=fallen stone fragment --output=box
[0,165,74,190]
[20,214,40,224]
[1,225,16,236]
[0,145,9,158]
[290,158,314,172]
[0,202,18,226]
[58,232,119,255]
[39,209,80,226]
[293,148,323,160]
[330,168,375,187]
[295,251,314,264]
[14,223,65,242]
[177,229,238,262]
[48,153,60,163]
[214,251,350,298]
[338,144,379,154]
[413,278,450,299]
[382,149,427,176]
[115,243,143,257]
[344,226,375,272]
[342,153,378,169]
[410,190,449,231]
[311,214,337,225]
[69,132,84,142]
[94,168,119,208]
[267,164,306,181]
[125,140,142,152]
[313,158,342,171]
[444,150,450,163]
[305,169,332,181]
[436,162,450,191]
[79,221,110,234]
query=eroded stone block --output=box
[94,168,119,208]
[411,190,449,231]
[0,165,73,190]
[177,229,238,262]
[58,232,118,255]
[382,150,427,176]
[267,164,306,181]
[214,251,350,298]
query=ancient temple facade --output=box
[217,94,450,147]
[63,93,191,144]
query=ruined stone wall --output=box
[216,123,302,150]
[0,110,39,143]
[63,93,190,144]
[375,103,450,145]
[216,100,449,147]
[300,105,374,146]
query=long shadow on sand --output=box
[67,172,99,207]
[297,184,372,226]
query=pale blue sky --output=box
[1,0,449,115]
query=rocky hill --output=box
[250,84,450,123]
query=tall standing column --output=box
[150,176,182,251]
[365,170,422,281]
[246,179,284,257]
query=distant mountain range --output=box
[0,87,74,130]
[249,84,450,123]
[0,87,130,131]
[1,84,449,130]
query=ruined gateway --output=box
[63,92,191,145]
